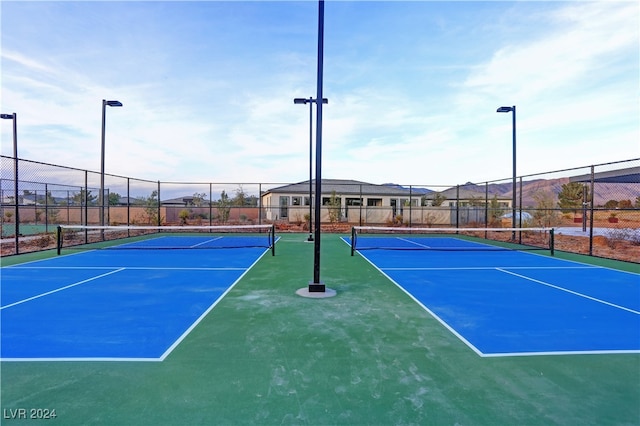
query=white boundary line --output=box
[6,266,246,271]
[157,246,273,362]
[382,266,598,271]
[340,236,640,357]
[0,244,275,362]
[1,268,126,310]
[190,236,223,248]
[397,237,431,248]
[496,268,640,315]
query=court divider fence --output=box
[1,156,638,263]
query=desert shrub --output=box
[179,209,190,225]
[603,228,640,248]
[35,234,53,248]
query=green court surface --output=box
[1,233,639,425]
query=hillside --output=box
[489,178,638,207]
[386,178,637,207]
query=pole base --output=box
[308,282,325,292]
[296,284,336,299]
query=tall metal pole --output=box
[295,96,327,241]
[308,98,314,241]
[100,100,122,236]
[1,113,18,252]
[311,0,325,292]
[511,105,516,240]
[100,100,107,231]
[497,105,516,240]
[12,114,18,252]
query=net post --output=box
[351,226,355,256]
[550,228,555,256]
[56,225,62,255]
[271,224,275,256]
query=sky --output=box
[1,0,638,189]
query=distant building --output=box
[261,179,510,225]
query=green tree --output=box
[488,195,505,224]
[557,182,587,215]
[533,190,560,228]
[217,190,231,223]
[108,192,121,206]
[327,191,342,223]
[72,189,97,206]
[603,200,619,209]
[431,192,446,207]
[143,190,161,225]
[192,192,207,207]
[467,196,485,207]
[233,185,247,206]
[44,191,60,223]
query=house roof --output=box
[263,179,417,197]
[263,179,508,200]
[569,166,640,184]
[161,196,200,206]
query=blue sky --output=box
[1,1,638,187]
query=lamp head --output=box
[496,106,513,113]
[105,100,123,107]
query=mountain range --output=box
[385,178,638,207]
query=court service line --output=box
[382,266,597,271]
[397,237,431,248]
[0,268,126,310]
[496,268,640,315]
[190,236,223,248]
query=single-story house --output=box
[261,179,511,225]
[262,179,419,222]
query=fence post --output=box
[127,178,131,237]
[84,171,88,244]
[455,185,460,229]
[588,165,595,256]
[519,176,523,243]
[484,182,489,238]
[409,185,413,228]
[359,183,363,226]
[258,183,262,226]
[157,181,161,226]
[209,183,213,226]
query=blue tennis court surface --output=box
[1,235,276,361]
[345,236,640,357]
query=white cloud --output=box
[1,1,638,188]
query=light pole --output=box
[1,113,18,253]
[101,100,123,233]
[294,97,328,242]
[496,105,516,240]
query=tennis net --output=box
[350,226,554,256]
[56,224,276,255]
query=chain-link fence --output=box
[1,156,638,262]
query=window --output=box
[279,196,289,218]
[292,196,302,206]
[367,198,382,207]
[322,197,342,206]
